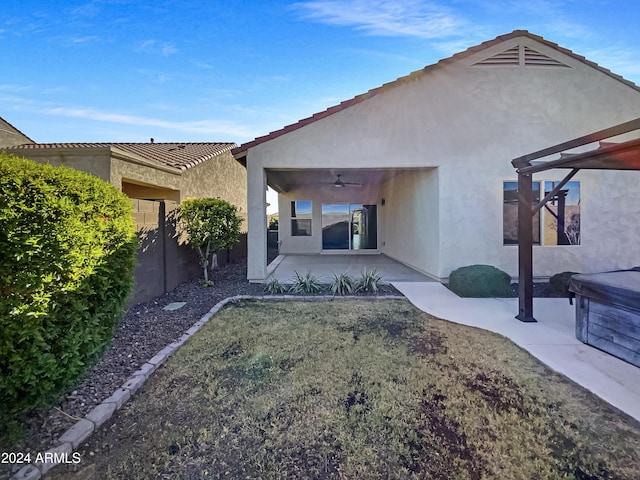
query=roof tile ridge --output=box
[178,143,238,170]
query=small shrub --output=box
[330,272,356,295]
[264,277,288,295]
[0,154,137,423]
[448,265,511,297]
[356,268,383,294]
[289,271,322,295]
[549,271,579,296]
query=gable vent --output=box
[474,46,520,66]
[523,46,570,67]
[474,45,571,68]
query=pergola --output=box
[511,117,640,322]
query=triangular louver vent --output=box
[474,46,520,66]
[474,45,571,68]
[523,46,570,67]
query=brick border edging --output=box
[10,294,406,479]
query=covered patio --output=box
[267,253,435,283]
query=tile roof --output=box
[232,30,640,158]
[12,142,237,171]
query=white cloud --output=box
[583,45,640,83]
[293,0,467,38]
[136,39,178,56]
[71,1,102,18]
[40,106,256,139]
[67,35,100,43]
[135,68,172,84]
[431,37,487,56]
[0,84,31,92]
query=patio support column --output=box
[247,160,267,282]
[517,171,536,322]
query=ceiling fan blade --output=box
[332,173,363,187]
[315,173,363,187]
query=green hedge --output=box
[448,264,512,297]
[0,153,138,421]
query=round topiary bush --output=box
[549,271,579,296]
[448,264,512,297]
[0,153,138,422]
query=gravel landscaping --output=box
[1,260,262,478]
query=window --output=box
[291,200,312,236]
[543,181,580,245]
[503,181,541,245]
[503,181,581,246]
[321,203,377,250]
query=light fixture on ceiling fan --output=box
[330,173,363,188]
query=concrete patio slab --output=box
[267,254,435,283]
[394,281,640,423]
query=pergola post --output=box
[517,171,536,322]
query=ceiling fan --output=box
[327,173,363,188]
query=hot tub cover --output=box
[569,268,640,311]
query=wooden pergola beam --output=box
[534,168,579,212]
[518,138,640,174]
[512,117,640,169]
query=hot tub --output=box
[569,269,640,368]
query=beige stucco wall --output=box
[181,151,247,218]
[112,150,247,214]
[379,169,440,278]
[244,34,640,281]
[4,148,112,181]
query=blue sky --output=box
[2,0,640,145]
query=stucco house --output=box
[232,30,640,283]
[4,135,248,302]
[0,116,35,148]
[5,141,247,216]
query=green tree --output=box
[180,198,241,284]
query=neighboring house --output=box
[0,116,35,148]
[5,142,247,214]
[5,138,248,302]
[232,30,640,283]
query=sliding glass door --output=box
[322,203,377,250]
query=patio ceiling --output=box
[266,168,420,193]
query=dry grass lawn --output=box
[51,300,640,479]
